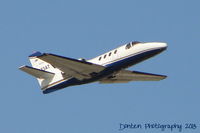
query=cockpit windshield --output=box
[125,41,141,49]
[131,41,141,46]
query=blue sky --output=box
[0,0,199,133]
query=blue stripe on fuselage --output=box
[43,48,166,94]
[105,48,166,69]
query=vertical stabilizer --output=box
[29,52,56,73]
[19,51,64,90]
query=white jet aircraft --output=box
[19,41,167,94]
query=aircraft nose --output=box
[149,42,168,50]
[158,42,168,49]
[144,42,168,50]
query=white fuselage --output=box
[88,42,167,67]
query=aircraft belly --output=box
[42,74,109,94]
[42,78,81,94]
[106,48,166,69]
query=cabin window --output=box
[99,57,102,61]
[114,50,117,54]
[104,54,107,58]
[125,43,131,49]
[109,52,112,56]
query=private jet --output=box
[19,41,167,94]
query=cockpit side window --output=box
[125,43,131,49]
[114,50,117,54]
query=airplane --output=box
[19,41,167,94]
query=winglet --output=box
[29,51,43,57]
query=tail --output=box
[28,52,56,73]
[19,51,63,90]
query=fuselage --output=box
[43,41,167,94]
[89,41,167,67]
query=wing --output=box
[99,70,167,83]
[37,53,105,80]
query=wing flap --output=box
[37,53,105,80]
[100,70,166,84]
[19,65,55,79]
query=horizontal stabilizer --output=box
[19,65,55,79]
[100,70,166,83]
